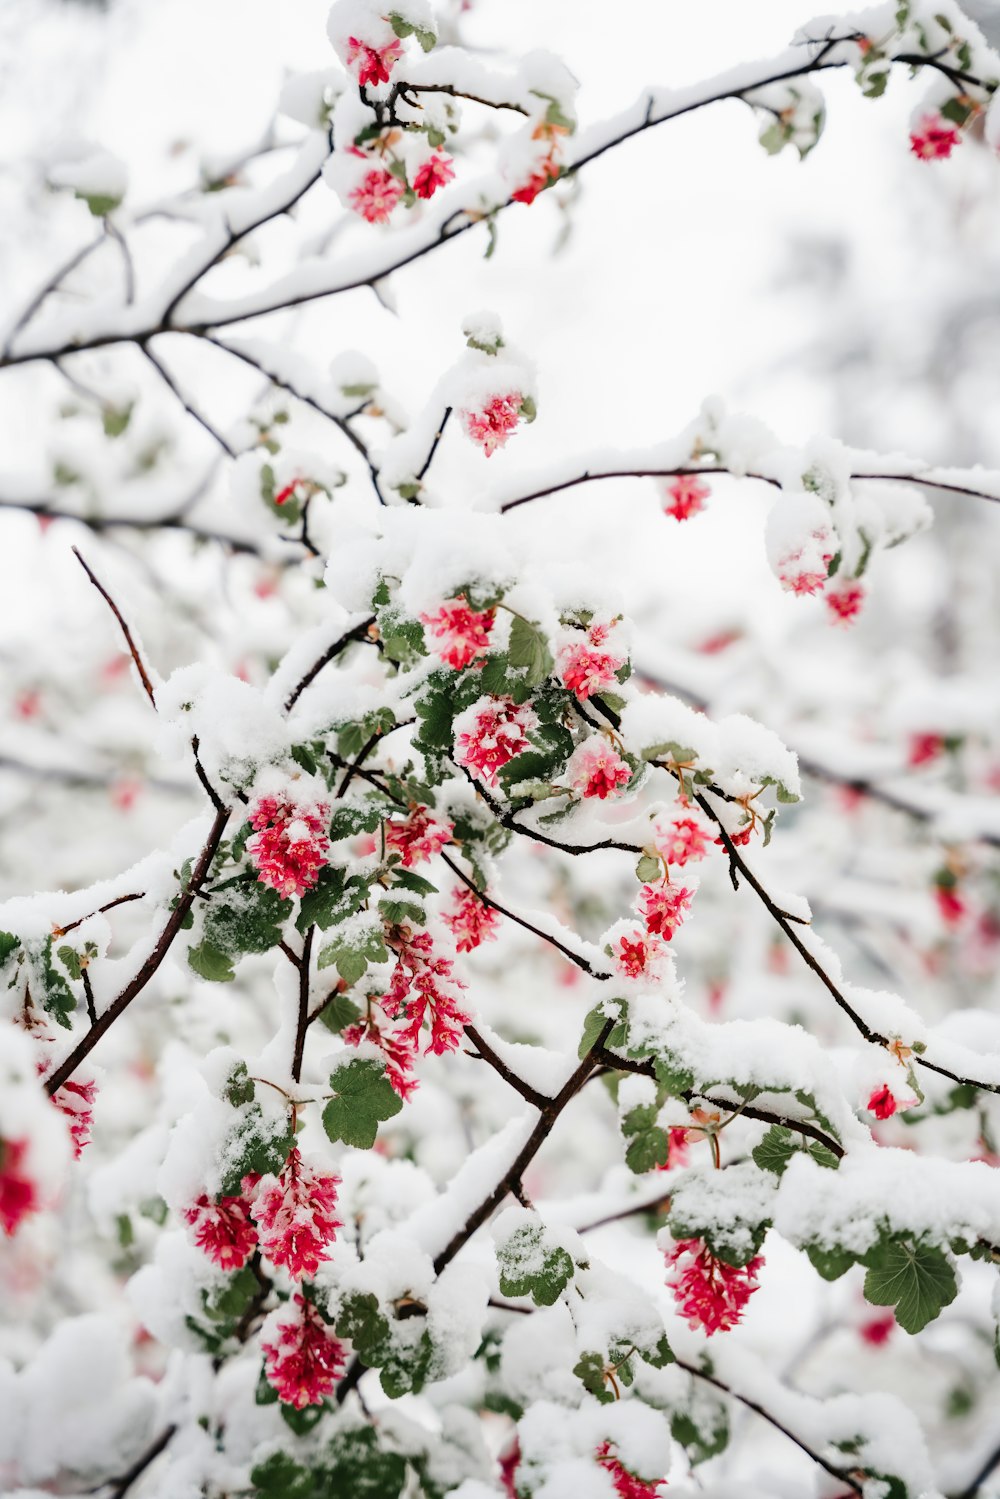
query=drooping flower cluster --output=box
[595,1442,667,1499]
[422,596,495,670]
[867,1082,918,1121]
[909,112,962,160]
[349,167,404,224]
[638,880,693,940]
[454,696,537,785]
[384,805,454,867]
[343,1007,418,1099]
[51,1078,96,1159]
[345,34,403,88]
[462,393,524,456]
[651,809,712,867]
[825,579,865,624]
[662,474,710,521]
[380,925,470,1055]
[0,1138,38,1236]
[776,526,836,596]
[183,1189,259,1272]
[566,736,633,800]
[247,792,330,898]
[611,925,665,981]
[445,886,501,952]
[251,1148,342,1279]
[413,151,455,199]
[665,1236,763,1335]
[557,627,625,702]
[261,1293,346,1408]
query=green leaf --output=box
[671,1404,729,1466]
[0,931,19,965]
[621,1102,670,1174]
[39,937,76,1026]
[507,615,553,689]
[578,1002,627,1059]
[250,1453,315,1499]
[296,868,370,933]
[573,1350,616,1404]
[863,1239,958,1334]
[752,1124,799,1178]
[188,940,235,983]
[218,1107,294,1197]
[322,1057,403,1149]
[329,803,381,840]
[203,880,292,958]
[224,1060,256,1108]
[315,992,362,1034]
[805,1241,858,1281]
[317,924,388,986]
[635,854,661,883]
[57,945,83,981]
[496,1219,580,1305]
[378,896,425,927]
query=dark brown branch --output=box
[45,803,231,1093]
[72,547,157,708]
[57,891,145,937]
[951,1438,1000,1499]
[463,1023,548,1109]
[459,764,642,857]
[292,926,315,1084]
[191,735,226,813]
[0,494,271,558]
[415,406,452,483]
[140,340,237,458]
[104,1423,177,1499]
[284,615,376,713]
[81,968,98,1026]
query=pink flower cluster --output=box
[261,1293,346,1409]
[651,810,711,867]
[867,1083,917,1121]
[595,1442,667,1499]
[445,886,501,952]
[349,168,404,224]
[638,880,693,939]
[247,792,330,898]
[385,805,454,867]
[557,622,625,702]
[454,696,537,785]
[910,112,962,160]
[346,34,403,88]
[777,528,836,596]
[422,596,495,670]
[0,1138,37,1236]
[51,1078,96,1159]
[663,474,710,521]
[462,393,524,456]
[567,737,633,800]
[665,1236,763,1335]
[184,1148,341,1280]
[380,925,470,1056]
[612,926,665,981]
[824,579,865,625]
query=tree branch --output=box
[72,547,157,708]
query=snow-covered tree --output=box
[4,2,1000,1495]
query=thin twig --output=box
[72,547,157,708]
[284,615,376,713]
[140,340,237,457]
[292,926,315,1084]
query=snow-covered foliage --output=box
[3,1,1000,1496]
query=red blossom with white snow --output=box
[462,393,524,455]
[349,167,405,224]
[412,152,455,199]
[557,640,624,702]
[345,34,404,89]
[453,695,537,785]
[183,1189,259,1271]
[665,1236,763,1335]
[384,805,454,867]
[663,474,710,520]
[247,793,330,898]
[595,1442,667,1499]
[380,925,470,1055]
[638,880,693,940]
[251,1147,342,1279]
[651,810,712,867]
[51,1078,96,1158]
[566,737,633,800]
[261,1293,346,1408]
[421,596,495,670]
[825,579,865,624]
[909,112,962,160]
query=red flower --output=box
[183,1190,258,1271]
[860,1310,895,1345]
[345,35,404,89]
[935,884,966,927]
[652,812,711,867]
[567,739,632,800]
[867,1084,898,1120]
[908,732,945,767]
[454,696,537,785]
[251,1148,341,1280]
[512,156,560,204]
[910,112,962,160]
[421,597,494,670]
[385,806,453,867]
[52,1078,96,1158]
[665,1236,763,1335]
[825,580,865,624]
[595,1442,667,1499]
[611,924,667,981]
[663,474,710,521]
[444,886,501,952]
[247,793,330,898]
[261,1293,346,1408]
[412,152,455,199]
[0,1138,39,1236]
[557,641,624,702]
[380,926,469,1056]
[349,168,404,224]
[462,393,524,456]
[638,881,693,940]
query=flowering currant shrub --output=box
[5,1,1000,1497]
